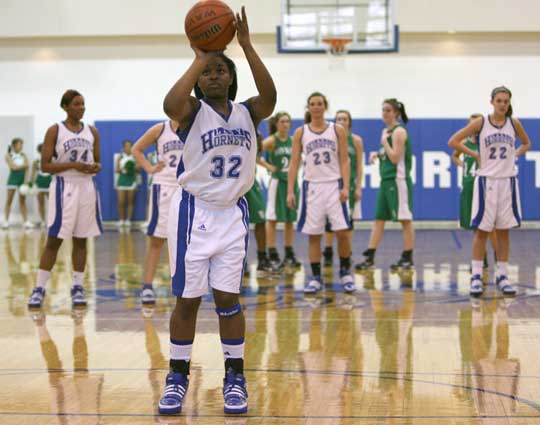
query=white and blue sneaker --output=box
[141,286,156,305]
[223,371,248,414]
[340,271,356,293]
[159,372,189,415]
[28,287,46,308]
[304,276,323,294]
[70,285,87,307]
[469,274,484,296]
[496,275,516,296]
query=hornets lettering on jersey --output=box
[163,140,184,154]
[305,138,337,154]
[201,127,253,154]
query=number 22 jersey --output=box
[176,99,256,207]
[477,115,517,178]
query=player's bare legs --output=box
[355,220,385,270]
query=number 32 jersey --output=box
[176,99,256,207]
[477,116,517,178]
[153,120,183,186]
[54,121,95,179]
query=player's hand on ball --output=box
[151,162,166,174]
[235,6,251,48]
[339,189,349,203]
[287,192,296,210]
[192,45,223,61]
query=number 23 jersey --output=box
[176,99,257,207]
[301,122,341,182]
[54,121,95,179]
[153,120,183,186]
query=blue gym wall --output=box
[95,119,540,221]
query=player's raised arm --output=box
[236,7,277,126]
[448,118,483,160]
[132,123,166,175]
[512,118,532,157]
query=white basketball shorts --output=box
[297,179,351,235]
[47,176,103,239]
[147,183,177,239]
[167,188,249,298]
[471,176,521,232]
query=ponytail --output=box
[304,111,312,124]
[383,98,409,124]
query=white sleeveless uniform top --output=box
[153,120,183,186]
[177,99,256,207]
[54,122,95,179]
[301,122,341,182]
[10,152,25,167]
[477,115,516,178]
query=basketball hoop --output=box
[322,37,351,70]
[322,37,352,56]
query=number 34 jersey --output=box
[153,120,184,186]
[176,99,256,207]
[477,115,517,178]
[54,121,95,179]
[301,122,341,182]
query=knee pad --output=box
[215,303,242,318]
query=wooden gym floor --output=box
[1,227,540,424]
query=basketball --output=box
[185,0,236,51]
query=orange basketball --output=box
[185,0,236,51]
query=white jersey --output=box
[153,121,183,186]
[10,152,25,167]
[477,115,517,178]
[54,122,95,179]
[177,99,256,207]
[301,122,341,182]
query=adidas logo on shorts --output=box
[198,224,207,231]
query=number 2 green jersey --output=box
[267,134,293,181]
[379,125,412,180]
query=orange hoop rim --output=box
[321,37,352,55]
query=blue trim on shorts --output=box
[147,184,160,236]
[237,197,250,286]
[511,177,521,227]
[187,193,195,244]
[297,180,309,232]
[471,176,485,229]
[48,176,64,238]
[338,178,351,228]
[93,179,103,234]
[176,156,185,179]
[171,190,191,297]
[221,337,245,345]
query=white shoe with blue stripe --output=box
[340,271,356,293]
[304,276,323,294]
[223,371,248,414]
[70,285,87,307]
[159,372,189,415]
[28,287,46,308]
[469,274,484,296]
[496,275,516,295]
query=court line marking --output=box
[450,230,463,250]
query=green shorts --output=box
[375,178,413,222]
[460,178,474,229]
[265,178,298,223]
[7,170,25,188]
[244,180,266,224]
[116,173,137,190]
[36,174,52,191]
[349,180,357,212]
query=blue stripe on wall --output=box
[95,119,540,220]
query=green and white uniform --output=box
[265,134,298,222]
[245,178,266,224]
[459,138,479,229]
[116,153,137,190]
[375,125,413,221]
[7,152,26,189]
[347,134,362,220]
[35,159,52,192]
